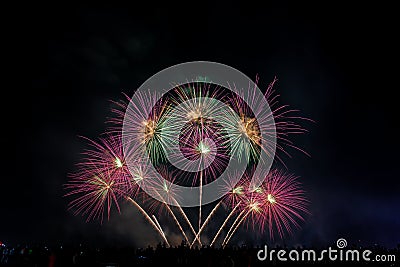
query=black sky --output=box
[2,3,399,248]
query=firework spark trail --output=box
[210,201,241,247]
[198,112,206,244]
[221,208,248,247]
[190,201,222,247]
[154,191,190,244]
[149,167,200,245]
[222,209,252,247]
[152,215,163,234]
[152,215,168,243]
[126,197,170,247]
[172,198,201,245]
[198,170,203,244]
[167,206,190,244]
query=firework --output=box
[108,90,171,165]
[263,77,313,165]
[173,198,201,245]
[64,167,124,223]
[162,83,231,243]
[75,135,132,192]
[159,202,190,244]
[125,196,170,247]
[176,127,230,183]
[207,172,249,246]
[163,83,231,182]
[64,134,132,222]
[167,82,225,136]
[220,171,250,208]
[220,169,309,246]
[190,201,222,247]
[138,166,200,245]
[221,191,264,247]
[210,201,241,247]
[143,167,190,244]
[66,74,311,247]
[256,169,309,239]
[221,76,275,162]
[173,125,229,244]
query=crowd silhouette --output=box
[1,240,398,266]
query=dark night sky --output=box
[2,3,399,248]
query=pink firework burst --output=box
[176,125,230,185]
[256,169,309,239]
[64,167,125,223]
[221,169,308,246]
[264,76,314,165]
[220,171,250,209]
[76,134,132,193]
[240,188,266,230]
[65,134,133,222]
